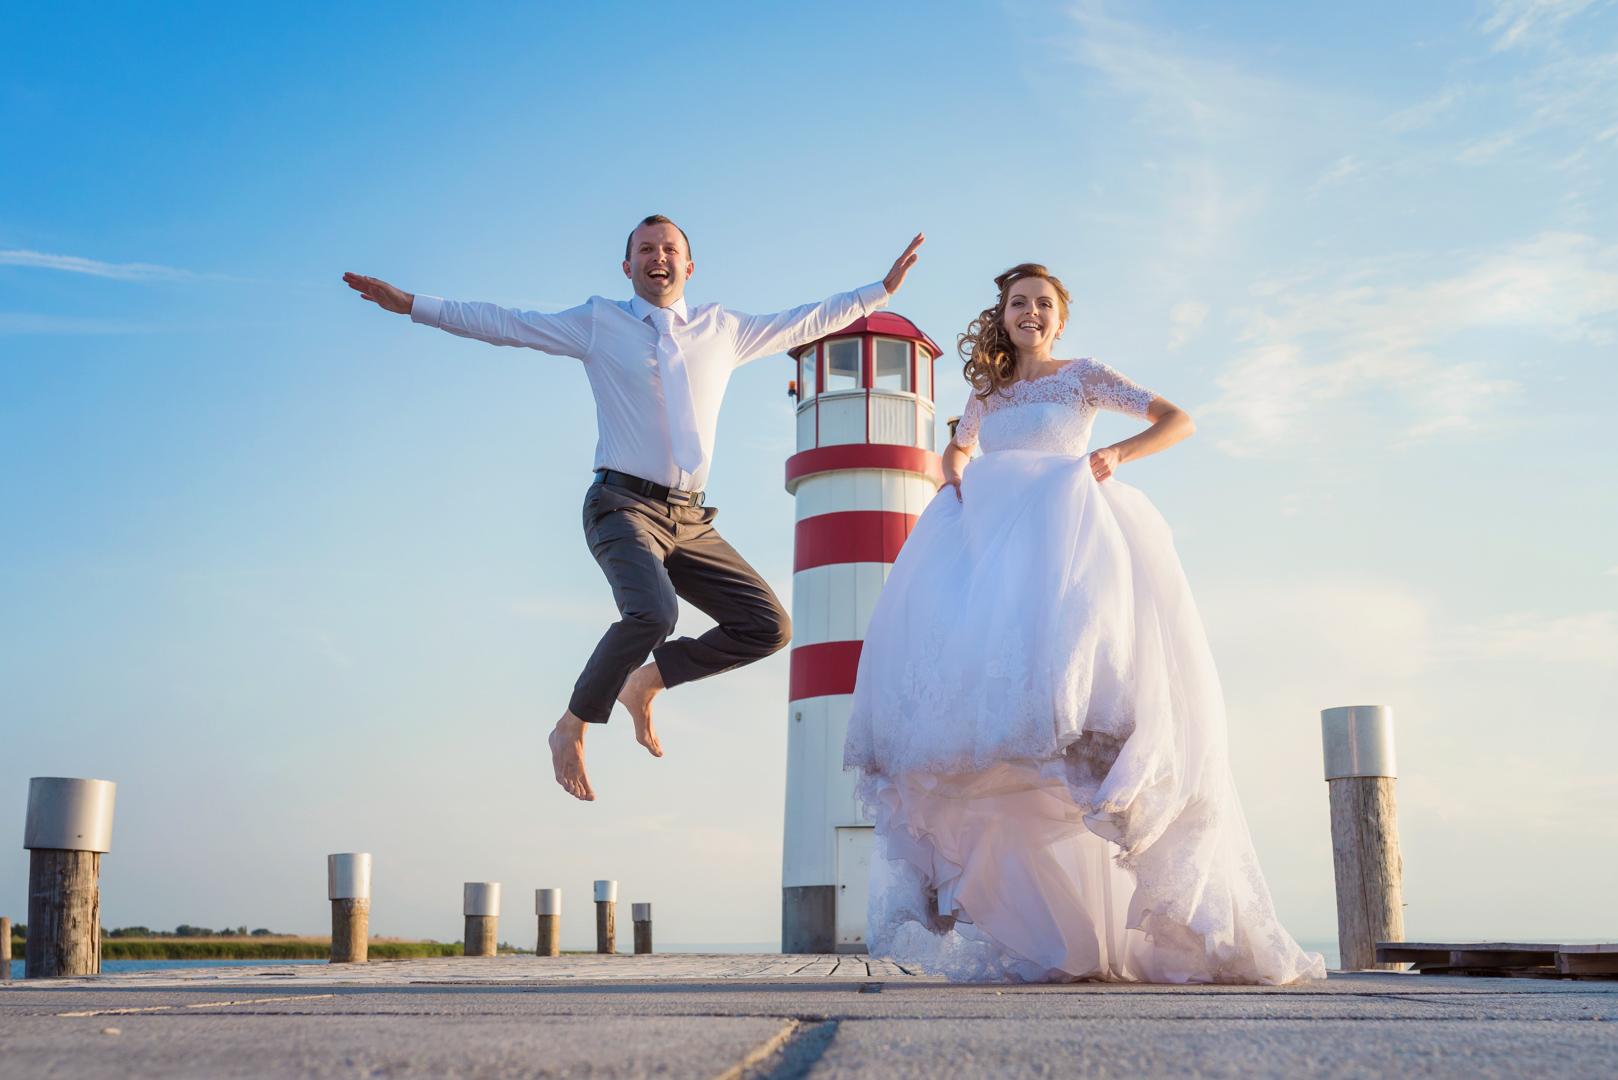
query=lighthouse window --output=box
[799,347,817,398]
[824,339,861,392]
[918,347,932,399]
[874,339,912,392]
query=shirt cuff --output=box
[857,280,890,313]
[410,294,444,326]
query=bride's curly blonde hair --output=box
[958,263,1072,399]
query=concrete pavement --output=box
[2,955,1615,1078]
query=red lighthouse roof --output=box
[789,311,942,360]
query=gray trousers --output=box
[568,481,792,724]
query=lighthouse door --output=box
[834,825,874,953]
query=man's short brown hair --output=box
[625,215,692,261]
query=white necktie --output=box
[648,306,704,478]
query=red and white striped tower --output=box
[781,312,942,954]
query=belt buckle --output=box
[669,487,701,508]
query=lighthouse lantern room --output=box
[782,312,943,953]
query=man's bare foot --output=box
[616,662,665,757]
[548,713,595,801]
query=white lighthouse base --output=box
[782,885,836,953]
[783,826,874,955]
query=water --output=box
[659,942,780,955]
[1298,939,1341,970]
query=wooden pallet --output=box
[1375,941,1617,979]
[1559,944,1618,976]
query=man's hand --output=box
[883,233,925,295]
[343,272,414,315]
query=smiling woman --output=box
[844,260,1318,985]
[959,263,1072,399]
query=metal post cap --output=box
[631,903,652,922]
[593,879,618,903]
[327,852,373,900]
[1321,705,1397,779]
[24,777,116,853]
[535,888,561,915]
[463,882,501,917]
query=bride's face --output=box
[1002,278,1065,356]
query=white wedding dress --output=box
[844,359,1325,985]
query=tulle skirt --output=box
[844,449,1324,984]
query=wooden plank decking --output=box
[5,953,934,989]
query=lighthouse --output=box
[781,312,942,953]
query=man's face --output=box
[623,222,694,306]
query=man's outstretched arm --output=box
[730,233,925,366]
[342,272,592,359]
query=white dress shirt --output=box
[411,281,890,491]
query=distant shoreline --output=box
[6,937,506,961]
[105,938,481,960]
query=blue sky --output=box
[3,1,1615,949]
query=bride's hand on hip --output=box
[940,473,964,502]
[1089,446,1121,483]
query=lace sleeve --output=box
[952,391,985,450]
[1079,359,1156,418]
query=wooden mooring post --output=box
[463,882,500,957]
[23,777,116,978]
[594,880,617,954]
[1322,706,1405,971]
[327,853,371,964]
[632,903,653,955]
[535,889,561,957]
[2,916,12,982]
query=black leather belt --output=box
[594,468,705,507]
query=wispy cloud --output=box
[1059,3,1618,457]
[1440,610,1618,665]
[1446,7,1618,184]
[1383,85,1469,133]
[1307,155,1365,196]
[1482,0,1604,51]
[301,627,353,671]
[1063,2,1339,272]
[0,248,196,281]
[1456,130,1520,164]
[1202,577,1436,683]
[1166,300,1209,350]
[1206,576,1618,677]
[1202,231,1618,454]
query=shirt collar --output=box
[629,294,689,324]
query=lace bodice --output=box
[952,358,1155,456]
